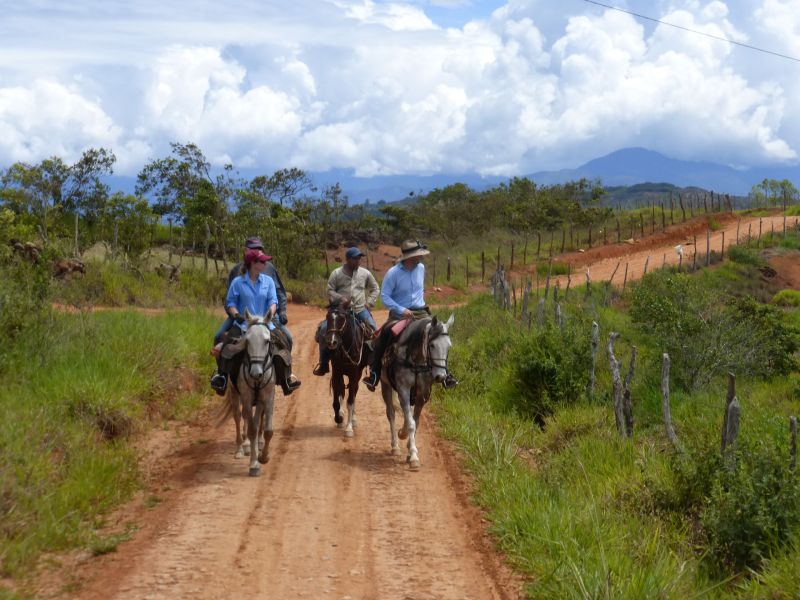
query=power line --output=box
[582,0,800,63]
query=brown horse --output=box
[323,306,372,437]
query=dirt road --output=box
[546,214,791,288]
[69,305,517,600]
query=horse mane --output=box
[397,317,445,351]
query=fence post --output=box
[481,251,485,283]
[623,346,637,437]
[588,321,599,401]
[616,218,621,243]
[706,229,711,266]
[447,257,451,282]
[510,242,515,269]
[521,282,531,328]
[643,255,650,276]
[465,256,469,288]
[721,372,740,470]
[565,264,572,300]
[790,416,797,471]
[736,220,740,245]
[544,257,553,300]
[433,256,437,285]
[661,202,666,232]
[662,353,681,450]
[721,231,725,259]
[523,236,528,265]
[537,297,545,326]
[608,333,626,437]
[758,218,762,245]
[609,260,621,284]
[585,267,591,299]
[536,231,541,258]
[622,262,629,292]
[324,248,330,277]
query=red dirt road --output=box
[64,305,518,600]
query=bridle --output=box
[243,320,274,391]
[398,324,451,375]
[325,307,363,366]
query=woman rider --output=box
[211,248,301,396]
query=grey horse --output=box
[380,314,454,470]
[219,310,277,477]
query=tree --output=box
[751,178,799,210]
[101,193,156,264]
[136,142,237,266]
[0,148,115,251]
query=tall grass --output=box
[0,308,217,578]
[432,274,800,597]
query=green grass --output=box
[432,270,800,598]
[0,308,217,578]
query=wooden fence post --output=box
[447,257,451,282]
[433,256,437,285]
[791,416,798,471]
[623,346,637,437]
[565,264,572,300]
[588,321,599,401]
[661,353,681,450]
[523,237,528,265]
[465,256,469,288]
[622,262,629,292]
[510,242,515,269]
[643,255,650,276]
[555,302,562,328]
[585,267,591,298]
[616,218,621,243]
[736,220,740,245]
[706,229,711,266]
[721,231,725,259]
[609,260,621,284]
[521,282,531,328]
[481,251,485,283]
[536,231,541,258]
[544,258,553,300]
[537,297,545,326]
[608,333,627,438]
[721,372,740,469]
[758,218,763,245]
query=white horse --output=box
[380,314,454,470]
[219,310,277,477]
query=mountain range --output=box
[105,147,800,204]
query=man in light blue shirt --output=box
[363,239,457,391]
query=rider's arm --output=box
[365,270,379,308]
[326,269,346,305]
[380,267,407,318]
[225,278,241,318]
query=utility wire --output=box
[582,0,800,63]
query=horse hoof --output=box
[344,429,354,438]
[258,453,270,465]
[334,415,344,425]
[391,447,402,456]
[409,459,421,470]
[248,467,261,477]
[234,450,244,459]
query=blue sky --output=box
[0,0,798,175]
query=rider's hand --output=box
[279,312,288,325]
[401,308,414,319]
[233,313,245,325]
[342,298,352,308]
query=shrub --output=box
[727,245,764,267]
[499,318,591,425]
[702,441,800,575]
[772,289,800,307]
[630,271,799,390]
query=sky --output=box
[0,0,799,176]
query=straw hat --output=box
[397,239,430,262]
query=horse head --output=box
[324,305,348,351]
[244,309,272,380]
[427,313,454,384]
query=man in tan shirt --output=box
[313,247,380,376]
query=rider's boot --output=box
[313,344,330,376]
[210,371,227,395]
[363,369,379,392]
[442,372,459,389]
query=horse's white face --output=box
[428,314,454,383]
[245,311,272,379]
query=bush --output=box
[727,245,764,267]
[772,289,800,307]
[702,442,800,575]
[499,318,591,425]
[631,271,799,390]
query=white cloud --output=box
[0,0,797,176]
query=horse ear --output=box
[431,315,438,327]
[244,308,253,322]
[445,313,455,329]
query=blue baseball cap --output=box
[345,247,365,259]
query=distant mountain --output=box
[101,147,800,203]
[529,148,800,195]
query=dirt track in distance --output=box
[63,305,520,600]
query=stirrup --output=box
[210,372,227,395]
[363,371,378,391]
[313,363,329,376]
[442,373,459,389]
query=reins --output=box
[242,320,275,392]
[326,309,364,367]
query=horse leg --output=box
[257,407,265,451]
[332,369,345,427]
[382,382,401,456]
[231,387,245,459]
[344,370,357,439]
[258,387,275,464]
[248,394,261,477]
[398,386,420,470]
